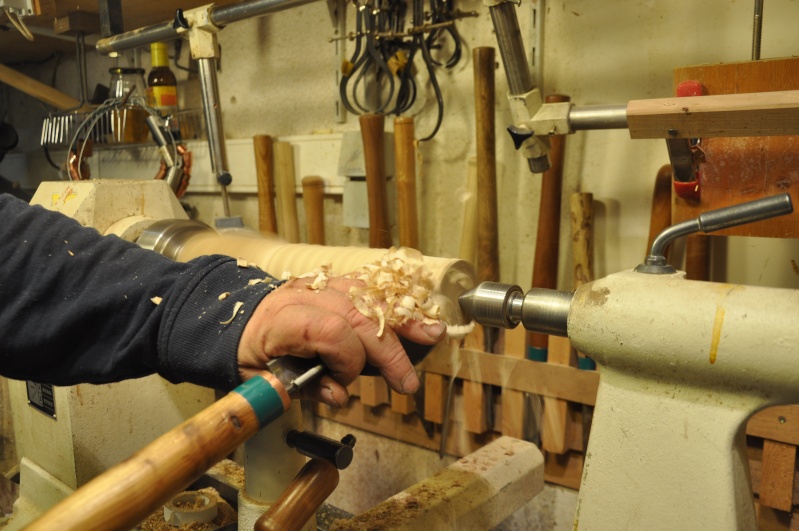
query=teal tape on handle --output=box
[577,357,597,371]
[527,346,548,362]
[233,376,286,428]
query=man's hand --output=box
[238,277,447,408]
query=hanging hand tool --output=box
[27,357,325,531]
[460,47,498,440]
[302,176,326,245]
[529,94,571,449]
[360,113,393,249]
[359,113,393,406]
[254,135,279,235]
[274,141,301,243]
[392,116,428,419]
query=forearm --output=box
[0,194,279,390]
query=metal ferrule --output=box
[266,357,326,395]
[459,282,573,336]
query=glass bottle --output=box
[108,67,149,144]
[147,42,180,139]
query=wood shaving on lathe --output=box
[345,248,441,337]
[219,301,244,325]
[151,296,162,305]
[218,292,229,301]
[301,264,332,291]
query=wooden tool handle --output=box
[394,117,419,250]
[302,176,326,245]
[647,164,673,256]
[389,116,419,415]
[685,234,710,281]
[570,192,594,288]
[474,47,499,284]
[528,94,571,356]
[27,373,287,531]
[273,142,301,243]
[359,113,392,249]
[254,135,279,234]
[255,459,339,531]
[459,157,478,264]
[0,64,85,111]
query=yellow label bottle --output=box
[147,42,180,138]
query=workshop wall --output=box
[2,1,799,528]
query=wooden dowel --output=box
[27,374,286,531]
[301,176,325,245]
[359,114,392,249]
[459,157,478,264]
[685,234,710,281]
[273,142,300,243]
[254,459,339,531]
[571,193,594,288]
[254,135,279,235]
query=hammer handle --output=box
[360,114,393,249]
[527,94,570,357]
[394,117,420,250]
[27,374,289,531]
[302,176,326,245]
[254,135,279,234]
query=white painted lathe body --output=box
[569,269,799,530]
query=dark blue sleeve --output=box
[0,193,281,391]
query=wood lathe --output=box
[459,194,796,530]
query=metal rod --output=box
[752,0,764,61]
[198,57,232,217]
[489,2,533,95]
[569,104,628,130]
[646,193,793,267]
[96,0,318,55]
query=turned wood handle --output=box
[359,114,392,249]
[255,459,339,531]
[394,117,419,249]
[273,141,301,243]
[27,373,288,531]
[527,94,570,356]
[0,64,85,111]
[254,135,279,234]
[647,164,673,256]
[302,176,326,245]
[474,47,499,284]
[459,157,478,264]
[570,192,594,288]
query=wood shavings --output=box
[346,248,441,337]
[137,487,236,530]
[67,250,74,256]
[218,292,229,301]
[248,278,263,286]
[446,321,475,340]
[219,301,244,325]
[299,264,332,292]
[236,258,249,268]
[151,296,162,305]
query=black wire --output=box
[42,144,60,171]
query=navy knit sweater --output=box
[0,193,280,391]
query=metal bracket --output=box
[183,4,222,59]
